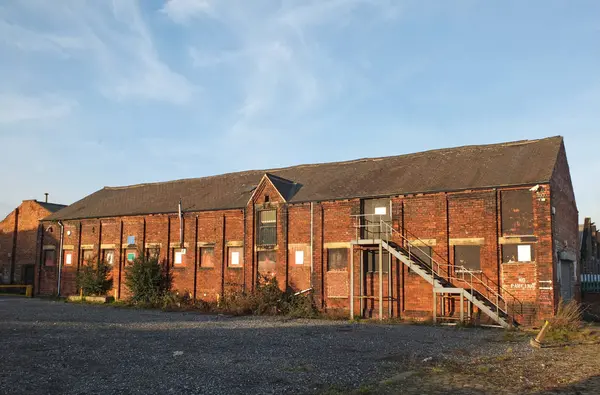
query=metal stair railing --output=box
[352,214,523,324]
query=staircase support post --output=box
[379,241,383,320]
[359,249,364,317]
[432,288,437,324]
[388,252,392,318]
[460,291,464,323]
[350,245,354,320]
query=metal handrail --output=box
[351,214,523,322]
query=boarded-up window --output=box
[258,251,276,275]
[328,248,348,271]
[102,250,115,265]
[257,210,277,246]
[228,247,243,267]
[82,250,95,265]
[65,251,73,265]
[364,250,389,273]
[501,190,534,235]
[146,248,160,260]
[126,250,136,263]
[174,249,186,265]
[454,245,481,271]
[44,250,56,267]
[502,244,535,263]
[200,247,215,268]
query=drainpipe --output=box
[310,202,314,288]
[57,221,64,296]
[243,208,247,293]
[178,199,184,248]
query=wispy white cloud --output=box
[0,1,195,105]
[161,0,213,23]
[0,93,76,124]
[0,20,84,55]
[183,0,393,158]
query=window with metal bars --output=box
[257,209,277,246]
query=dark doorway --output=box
[22,264,35,285]
[361,198,391,239]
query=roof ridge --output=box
[102,136,562,191]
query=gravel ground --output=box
[0,297,529,395]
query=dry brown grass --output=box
[549,298,583,331]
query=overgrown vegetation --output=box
[124,252,172,306]
[219,276,318,317]
[550,299,584,331]
[75,256,112,296]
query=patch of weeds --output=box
[356,384,375,394]
[477,365,492,374]
[431,366,445,374]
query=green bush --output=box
[75,257,112,296]
[124,252,172,305]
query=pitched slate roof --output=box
[45,136,564,221]
[36,201,67,213]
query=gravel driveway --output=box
[0,297,526,395]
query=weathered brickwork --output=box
[37,165,577,325]
[0,201,62,292]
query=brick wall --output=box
[39,177,567,325]
[550,142,580,306]
[0,201,59,288]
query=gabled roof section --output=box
[265,173,301,202]
[44,136,564,221]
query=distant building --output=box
[580,218,600,292]
[41,136,578,326]
[0,199,65,286]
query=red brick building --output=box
[40,137,578,326]
[0,199,65,286]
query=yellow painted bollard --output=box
[25,285,33,298]
[530,320,551,348]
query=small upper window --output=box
[454,246,481,271]
[502,244,535,263]
[229,247,244,267]
[265,195,270,203]
[44,250,56,267]
[102,250,115,265]
[127,236,136,245]
[257,210,277,246]
[200,247,215,268]
[174,249,185,265]
[82,250,95,265]
[328,248,348,271]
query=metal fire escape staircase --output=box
[351,215,523,328]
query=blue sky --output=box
[0,0,598,222]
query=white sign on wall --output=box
[295,250,304,265]
[517,245,532,262]
[231,251,240,265]
[374,207,387,215]
[175,251,183,264]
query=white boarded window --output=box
[231,251,240,265]
[374,207,387,215]
[174,250,184,265]
[65,252,73,265]
[295,250,304,265]
[517,245,532,262]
